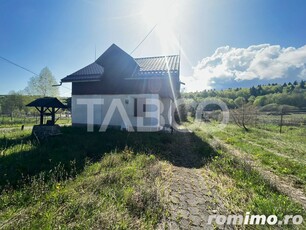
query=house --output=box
[61,44,181,131]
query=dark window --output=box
[143,104,147,113]
[134,98,137,117]
[134,98,146,117]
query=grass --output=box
[0,126,214,229]
[201,152,305,229]
[189,122,306,192]
[193,126,306,229]
[0,127,174,229]
[0,115,71,128]
[0,149,163,229]
[0,123,305,229]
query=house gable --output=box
[61,44,180,99]
[95,44,139,78]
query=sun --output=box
[140,0,180,52]
[141,0,179,28]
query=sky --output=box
[0,0,306,96]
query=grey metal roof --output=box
[61,44,180,82]
[134,55,180,77]
[61,62,104,82]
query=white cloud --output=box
[182,44,306,92]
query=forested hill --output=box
[182,80,306,109]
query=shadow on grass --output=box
[0,126,218,190]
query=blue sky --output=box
[1,0,306,95]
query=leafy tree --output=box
[249,86,257,96]
[0,91,24,119]
[234,97,245,107]
[248,95,256,104]
[301,80,305,89]
[182,80,306,109]
[25,67,59,97]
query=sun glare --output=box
[141,0,178,26]
[140,0,181,53]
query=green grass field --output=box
[0,128,167,229]
[191,123,306,193]
[0,123,305,229]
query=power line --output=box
[0,54,71,91]
[0,55,39,76]
[130,23,158,54]
[130,0,179,55]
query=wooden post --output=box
[40,107,44,125]
[51,107,55,125]
[279,108,284,134]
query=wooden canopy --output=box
[26,97,67,125]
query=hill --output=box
[183,80,306,109]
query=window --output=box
[134,98,146,117]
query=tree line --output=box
[183,80,306,109]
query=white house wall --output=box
[72,94,172,131]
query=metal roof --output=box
[135,55,179,72]
[134,55,180,77]
[26,97,67,109]
[61,44,180,82]
[61,62,104,82]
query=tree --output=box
[231,97,258,131]
[234,97,245,107]
[249,86,257,96]
[1,91,24,120]
[25,67,59,97]
[248,95,256,104]
[231,102,257,132]
[300,80,305,89]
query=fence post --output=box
[279,108,284,134]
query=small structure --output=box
[26,97,67,139]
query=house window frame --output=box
[134,98,146,117]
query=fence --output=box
[202,109,306,133]
[0,112,71,128]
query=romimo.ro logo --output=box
[208,212,303,226]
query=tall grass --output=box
[0,149,163,229]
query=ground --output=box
[0,123,305,229]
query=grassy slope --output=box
[187,122,305,228]
[0,125,305,229]
[0,129,165,229]
[1,152,163,229]
[0,127,214,229]
[202,124,306,192]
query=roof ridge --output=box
[134,54,179,60]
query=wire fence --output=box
[0,112,71,128]
[201,109,306,133]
